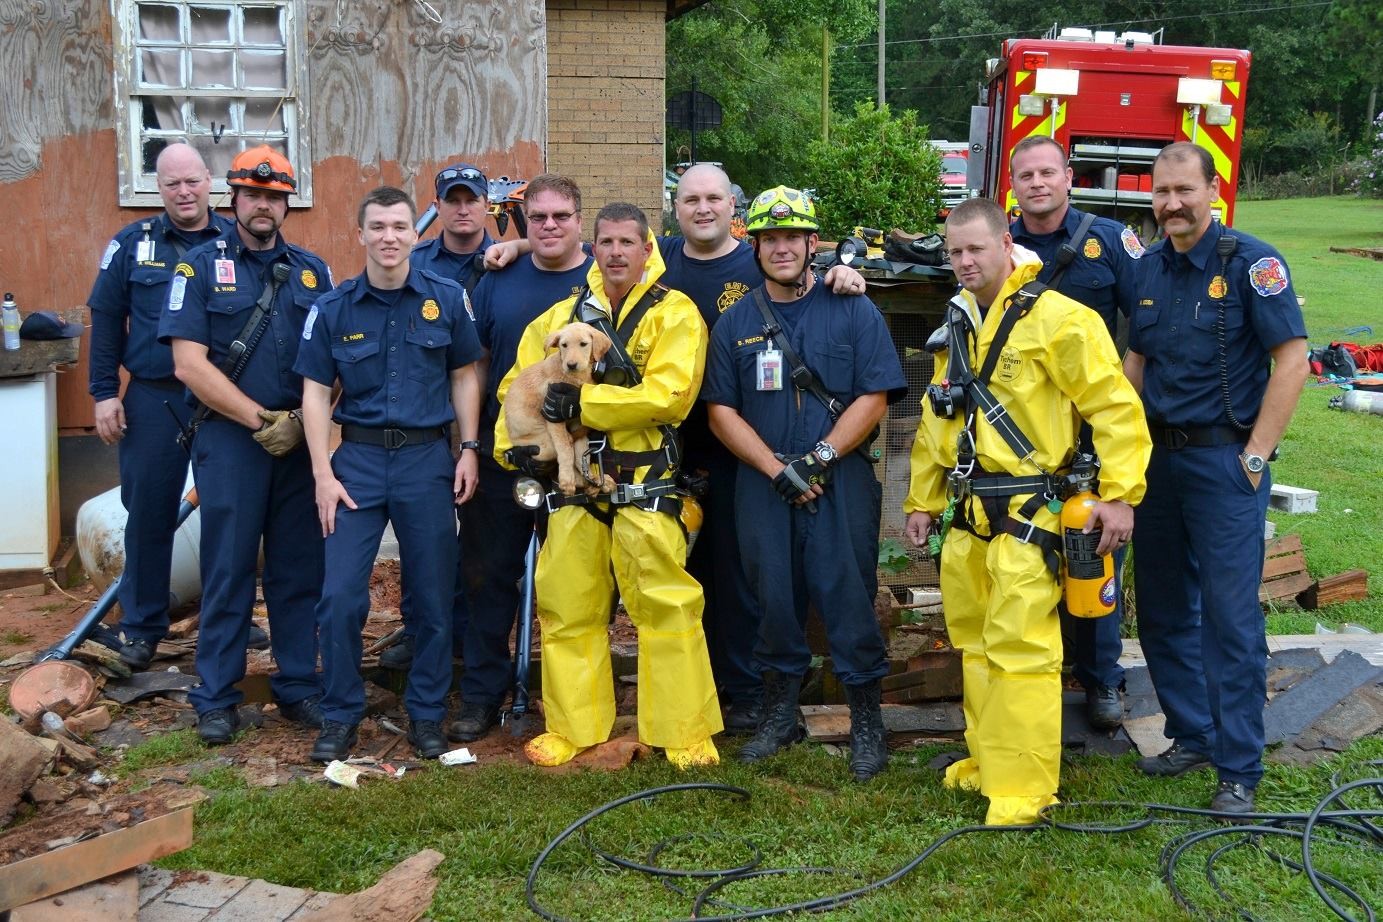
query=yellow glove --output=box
[253,409,304,457]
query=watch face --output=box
[1245,454,1265,473]
[815,442,836,462]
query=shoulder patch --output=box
[1083,237,1101,259]
[1248,256,1289,297]
[461,290,475,322]
[100,239,121,270]
[1120,228,1144,259]
[174,262,195,278]
[303,303,318,340]
[168,275,187,311]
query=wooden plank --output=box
[1266,534,1303,555]
[1261,572,1315,604]
[0,808,193,912]
[11,870,138,921]
[802,703,966,742]
[1297,570,1370,610]
[1262,551,1309,580]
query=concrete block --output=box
[1270,484,1318,514]
[160,871,249,909]
[205,879,313,921]
[1262,650,1381,744]
[1264,518,1277,540]
[907,588,942,608]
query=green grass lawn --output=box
[155,736,1382,921]
[1233,197,1383,632]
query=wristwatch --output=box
[1240,451,1266,474]
[813,440,839,465]
[459,440,481,453]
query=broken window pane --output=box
[142,136,171,173]
[188,96,232,138]
[137,3,181,42]
[241,50,286,90]
[242,6,282,45]
[188,5,231,44]
[190,48,233,88]
[139,48,182,86]
[244,98,286,132]
[138,95,184,132]
[189,135,234,179]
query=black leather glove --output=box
[541,382,581,423]
[505,444,556,478]
[772,452,830,507]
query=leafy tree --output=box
[801,100,943,238]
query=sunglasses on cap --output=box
[437,167,484,183]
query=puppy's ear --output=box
[589,327,614,360]
[543,329,563,352]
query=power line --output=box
[835,0,1336,49]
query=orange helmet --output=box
[226,145,296,193]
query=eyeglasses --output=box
[527,211,576,226]
[437,167,483,183]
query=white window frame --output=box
[112,0,313,206]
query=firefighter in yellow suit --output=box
[904,199,1149,825]
[495,202,722,769]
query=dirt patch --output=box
[0,781,204,865]
[0,581,101,660]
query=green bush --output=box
[802,101,944,240]
[1359,111,1383,198]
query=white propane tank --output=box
[1330,390,1383,416]
[76,465,202,609]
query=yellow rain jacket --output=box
[493,234,721,758]
[904,245,1149,825]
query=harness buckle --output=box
[1012,520,1037,545]
[611,482,647,504]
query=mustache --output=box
[1160,209,1196,223]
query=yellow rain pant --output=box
[941,519,1063,826]
[535,503,722,750]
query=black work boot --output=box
[722,696,763,735]
[737,671,804,763]
[845,679,888,782]
[446,701,500,742]
[378,635,415,671]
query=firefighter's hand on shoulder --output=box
[505,444,557,479]
[772,452,829,511]
[541,382,582,423]
[254,408,304,457]
[1084,499,1134,556]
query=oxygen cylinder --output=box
[680,493,703,557]
[1331,389,1383,416]
[1060,461,1117,618]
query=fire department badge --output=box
[1208,275,1228,300]
[174,262,195,278]
[1248,256,1289,297]
[300,269,319,289]
[1120,228,1145,259]
[718,281,750,313]
[1083,237,1101,259]
[421,298,440,322]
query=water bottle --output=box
[2,293,19,351]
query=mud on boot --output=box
[845,679,887,781]
[737,671,805,763]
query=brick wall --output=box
[545,0,666,228]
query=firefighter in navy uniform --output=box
[159,146,333,745]
[1007,135,1143,731]
[86,143,235,670]
[446,173,591,744]
[380,162,495,673]
[1125,142,1307,815]
[702,186,906,782]
[297,186,483,763]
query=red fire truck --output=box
[968,26,1252,236]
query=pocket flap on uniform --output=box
[331,340,381,363]
[404,328,451,349]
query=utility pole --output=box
[822,26,831,143]
[877,0,885,107]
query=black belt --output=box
[340,424,447,450]
[1148,424,1250,450]
[132,376,183,389]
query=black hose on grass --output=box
[525,766,1382,921]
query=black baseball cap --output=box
[20,311,84,340]
[435,164,488,200]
